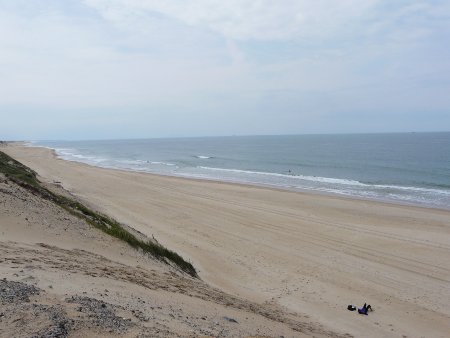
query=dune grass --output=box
[0,150,197,277]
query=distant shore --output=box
[3,143,450,338]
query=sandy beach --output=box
[2,144,450,337]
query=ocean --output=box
[34,132,450,210]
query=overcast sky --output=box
[1,0,449,140]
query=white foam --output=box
[119,159,147,165]
[197,166,365,186]
[368,183,450,195]
[50,148,110,165]
[149,161,177,166]
[196,155,212,159]
[196,166,450,196]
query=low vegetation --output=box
[0,150,197,277]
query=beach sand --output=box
[1,146,321,338]
[2,144,450,337]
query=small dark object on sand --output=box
[224,316,238,323]
[347,305,356,311]
[358,303,373,315]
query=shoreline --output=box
[3,143,450,337]
[25,142,450,213]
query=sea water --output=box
[34,132,450,210]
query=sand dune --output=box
[2,144,450,337]
[1,149,334,337]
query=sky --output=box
[1,0,449,140]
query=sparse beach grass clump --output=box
[0,150,197,277]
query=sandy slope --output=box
[0,157,335,337]
[3,144,450,337]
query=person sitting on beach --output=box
[358,303,372,315]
